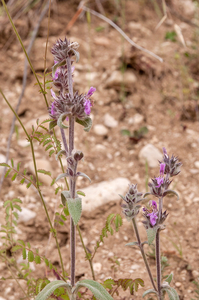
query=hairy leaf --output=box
[35,280,72,300]
[142,289,158,297]
[146,228,157,245]
[67,197,82,225]
[76,117,92,132]
[74,279,113,300]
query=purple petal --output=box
[51,89,56,100]
[151,200,157,210]
[155,177,164,188]
[160,163,165,176]
[87,87,96,98]
[51,102,55,116]
[84,99,92,115]
[147,212,158,226]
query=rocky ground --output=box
[1,0,199,299]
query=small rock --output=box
[175,282,181,288]
[128,113,144,125]
[131,264,140,270]
[128,22,152,36]
[105,70,137,89]
[192,270,199,278]
[139,144,162,168]
[28,159,53,185]
[193,197,199,203]
[95,144,106,152]
[18,207,36,223]
[194,161,199,169]
[104,113,118,128]
[180,0,195,16]
[93,262,102,273]
[94,37,110,47]
[17,139,30,148]
[82,177,130,212]
[0,297,6,300]
[93,124,108,136]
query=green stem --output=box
[156,229,162,300]
[132,218,157,291]
[77,225,96,281]
[1,89,65,277]
[6,263,30,299]
[1,0,48,107]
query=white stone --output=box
[17,139,30,148]
[139,144,162,168]
[82,177,130,212]
[175,282,181,288]
[104,113,118,128]
[128,113,144,125]
[128,22,152,36]
[18,207,36,223]
[94,37,110,47]
[192,270,199,278]
[28,159,53,185]
[93,124,108,136]
[93,262,102,273]
[0,297,6,300]
[95,144,106,152]
[194,161,199,169]
[105,70,137,89]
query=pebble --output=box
[94,37,110,47]
[17,139,30,148]
[0,298,6,300]
[139,144,162,168]
[18,207,36,223]
[194,161,199,169]
[105,70,137,89]
[192,270,199,278]
[93,262,102,273]
[104,113,118,128]
[95,144,106,152]
[128,22,152,36]
[175,282,181,288]
[28,159,53,185]
[82,177,130,212]
[128,113,144,125]
[93,124,108,136]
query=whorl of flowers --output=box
[51,38,79,64]
[142,200,168,229]
[49,88,95,121]
[52,66,74,91]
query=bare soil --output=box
[1,1,199,299]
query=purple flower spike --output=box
[147,211,158,226]
[160,163,165,176]
[87,87,96,97]
[84,99,92,115]
[53,68,59,80]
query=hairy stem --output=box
[67,56,76,286]
[156,229,162,300]
[77,225,96,280]
[60,128,69,155]
[132,218,157,291]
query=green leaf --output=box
[28,251,34,262]
[0,163,10,167]
[41,119,53,124]
[74,279,114,300]
[11,173,18,181]
[11,158,14,167]
[13,204,22,211]
[125,242,139,247]
[12,245,22,252]
[146,228,157,245]
[44,258,49,267]
[22,248,26,260]
[35,255,41,264]
[76,117,92,132]
[56,173,69,183]
[67,198,82,225]
[35,280,72,300]
[49,150,55,157]
[56,150,67,160]
[49,120,57,131]
[163,189,179,200]
[18,240,25,247]
[26,182,32,188]
[77,172,91,182]
[20,178,25,184]
[37,169,51,176]
[163,287,178,300]
[142,289,158,298]
[45,144,53,151]
[121,129,131,136]
[5,168,12,178]
[77,190,85,197]
[102,279,115,290]
[165,273,173,284]
[57,113,69,129]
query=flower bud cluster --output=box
[51,38,79,63]
[148,177,171,198]
[120,184,143,221]
[160,147,182,177]
[66,150,84,177]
